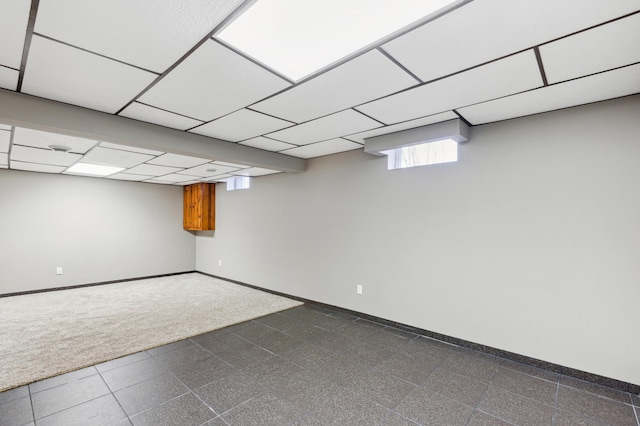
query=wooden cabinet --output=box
[183,183,215,231]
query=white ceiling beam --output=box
[0,89,306,173]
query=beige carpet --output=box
[0,273,302,392]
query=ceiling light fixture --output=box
[216,0,461,81]
[48,144,72,153]
[66,162,125,176]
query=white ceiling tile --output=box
[383,0,640,82]
[201,173,232,182]
[10,145,81,166]
[211,160,250,168]
[190,109,293,142]
[177,163,241,177]
[0,164,7,169]
[281,139,362,159]
[10,161,66,174]
[267,109,382,145]
[139,40,290,121]
[147,153,210,168]
[174,180,202,186]
[126,164,183,176]
[356,50,543,124]
[0,153,7,165]
[231,167,281,177]
[119,102,203,131]
[457,64,640,125]
[99,142,164,156]
[0,130,10,152]
[0,124,11,131]
[540,13,640,84]
[80,147,153,168]
[13,127,98,153]
[34,0,244,73]
[345,111,458,144]
[149,173,196,183]
[22,36,157,114]
[144,179,174,185]
[107,173,154,182]
[0,66,19,91]
[239,137,297,152]
[251,50,419,123]
[0,0,30,69]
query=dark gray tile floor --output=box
[1,304,639,426]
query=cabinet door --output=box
[183,183,215,230]
[201,183,215,230]
[183,184,201,229]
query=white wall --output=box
[0,170,195,294]
[197,95,640,386]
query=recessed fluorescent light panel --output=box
[382,139,457,170]
[66,163,125,176]
[216,0,458,81]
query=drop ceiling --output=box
[0,0,638,185]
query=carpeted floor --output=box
[0,273,302,392]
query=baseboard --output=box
[198,271,640,395]
[0,270,197,298]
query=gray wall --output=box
[196,95,640,386]
[0,170,195,294]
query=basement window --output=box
[226,176,251,191]
[382,138,458,170]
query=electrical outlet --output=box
[356,285,363,295]
[56,267,63,275]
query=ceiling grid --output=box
[15,0,39,91]
[0,0,636,185]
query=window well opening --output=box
[382,138,458,170]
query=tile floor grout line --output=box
[558,381,636,406]
[189,385,224,422]
[96,352,155,375]
[473,408,520,426]
[384,354,485,425]
[551,375,560,426]
[463,361,501,426]
[214,394,263,420]
[500,362,560,385]
[27,367,98,396]
[487,381,560,409]
[187,336,250,377]
[559,376,636,404]
[464,411,480,426]
[374,410,396,426]
[374,408,421,426]
[117,370,192,414]
[117,346,213,417]
[546,383,636,426]
[32,391,114,423]
[95,365,140,424]
[369,364,426,390]
[27,382,35,425]
[227,330,280,355]
[127,389,205,423]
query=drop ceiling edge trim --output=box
[0,90,306,173]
